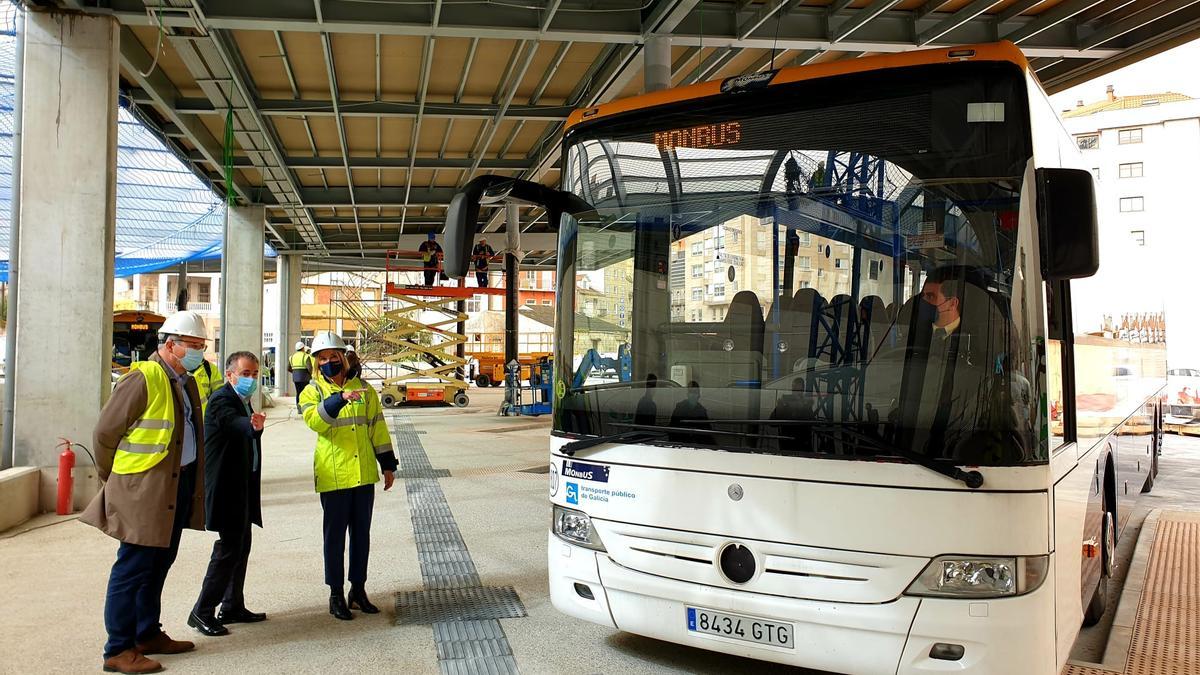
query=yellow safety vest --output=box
[299,375,393,493]
[290,350,311,373]
[190,360,216,415]
[112,361,176,475]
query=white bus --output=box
[444,41,1164,674]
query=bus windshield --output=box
[553,61,1047,466]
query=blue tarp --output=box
[0,2,249,282]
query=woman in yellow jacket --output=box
[299,331,397,621]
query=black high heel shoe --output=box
[329,593,353,621]
[348,587,380,614]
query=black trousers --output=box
[475,270,489,287]
[103,463,196,657]
[193,522,253,615]
[319,484,375,588]
[293,375,310,412]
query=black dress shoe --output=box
[348,588,380,614]
[218,607,267,624]
[187,610,229,637]
[329,594,353,621]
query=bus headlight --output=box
[553,505,607,552]
[906,555,1049,598]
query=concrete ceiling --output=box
[51,0,1200,268]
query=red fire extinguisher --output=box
[56,438,76,516]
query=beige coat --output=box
[80,352,206,547]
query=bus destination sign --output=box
[654,121,742,151]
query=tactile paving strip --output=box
[388,413,524,675]
[1063,513,1199,675]
[397,586,527,624]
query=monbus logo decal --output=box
[562,460,610,483]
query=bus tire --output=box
[476,374,492,388]
[1083,508,1115,627]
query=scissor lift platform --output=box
[378,250,506,408]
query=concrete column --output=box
[274,254,302,397]
[11,11,118,474]
[219,205,265,408]
[644,35,671,93]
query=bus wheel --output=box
[381,394,397,408]
[1083,509,1115,626]
[475,374,492,388]
[453,392,469,408]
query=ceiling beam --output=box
[160,96,577,121]
[1077,0,1200,49]
[98,0,1119,58]
[1004,0,1107,43]
[917,0,1006,45]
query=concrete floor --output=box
[1,389,1196,674]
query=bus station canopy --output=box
[50,0,1200,270]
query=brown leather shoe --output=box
[102,649,162,674]
[136,631,195,655]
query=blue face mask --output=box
[181,347,205,371]
[320,361,343,378]
[915,299,939,326]
[234,376,257,398]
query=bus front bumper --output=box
[549,534,1058,674]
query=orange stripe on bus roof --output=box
[564,41,1029,133]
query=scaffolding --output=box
[377,250,506,408]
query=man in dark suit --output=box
[188,351,267,636]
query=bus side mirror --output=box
[444,175,591,278]
[1037,168,1099,280]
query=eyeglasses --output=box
[172,340,206,351]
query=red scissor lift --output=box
[377,249,505,407]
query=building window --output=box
[1118,162,1143,178]
[1119,196,1144,212]
[691,264,703,278]
[1130,230,1145,246]
[301,288,316,304]
[466,297,482,313]
[798,233,812,246]
[798,256,811,270]
[834,258,845,269]
[1075,134,1099,150]
[868,260,880,281]
[1091,167,1100,180]
[541,299,552,306]
[1118,128,1143,144]
[712,284,725,299]
[691,242,702,255]
[196,280,211,304]
[525,299,535,305]
[691,289,702,301]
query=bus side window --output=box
[1045,281,1074,451]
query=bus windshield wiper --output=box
[559,429,669,456]
[833,426,984,489]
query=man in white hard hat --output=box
[288,340,313,414]
[81,310,209,674]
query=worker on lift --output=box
[471,237,496,288]
[299,331,397,621]
[418,232,444,286]
[288,341,312,414]
[82,310,209,674]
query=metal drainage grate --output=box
[395,586,528,625]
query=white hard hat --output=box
[295,341,305,350]
[346,344,356,353]
[160,311,207,341]
[309,330,347,354]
